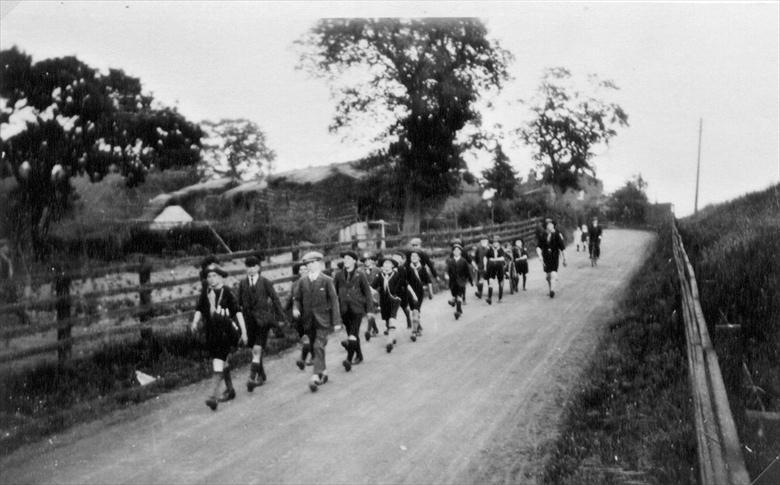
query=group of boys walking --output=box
[190,217,593,407]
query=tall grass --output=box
[542,222,698,484]
[0,328,299,456]
[678,183,780,482]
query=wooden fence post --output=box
[54,268,72,366]
[138,258,153,342]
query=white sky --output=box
[1,1,778,216]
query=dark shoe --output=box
[475,292,482,299]
[296,359,305,370]
[205,397,218,411]
[411,334,417,342]
[486,298,492,305]
[448,299,455,307]
[218,388,236,402]
[383,329,389,336]
[454,311,461,320]
[365,331,371,342]
[320,374,329,384]
[550,291,555,298]
[353,356,363,365]
[247,378,263,392]
[386,343,393,353]
[343,360,352,372]
[340,340,349,350]
[309,381,318,392]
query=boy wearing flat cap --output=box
[359,252,382,339]
[446,243,473,319]
[292,251,342,392]
[191,264,248,411]
[238,255,287,391]
[334,250,374,371]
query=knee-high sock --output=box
[456,298,462,314]
[210,372,223,398]
[223,365,233,391]
[477,282,483,296]
[498,283,503,300]
[522,274,527,289]
[488,287,493,300]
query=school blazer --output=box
[292,273,342,330]
[237,276,285,327]
[334,269,375,316]
[447,257,473,288]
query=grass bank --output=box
[542,222,698,484]
[0,328,299,456]
[678,184,779,483]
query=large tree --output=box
[482,142,518,199]
[297,18,512,233]
[607,174,649,225]
[517,67,628,194]
[199,118,276,181]
[0,47,202,256]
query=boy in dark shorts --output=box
[447,243,473,320]
[406,249,433,341]
[536,219,567,298]
[484,235,507,304]
[237,256,287,391]
[511,238,529,292]
[191,264,248,411]
[371,255,406,353]
[334,250,374,371]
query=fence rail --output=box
[671,221,750,485]
[0,218,541,366]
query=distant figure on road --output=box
[473,236,490,300]
[484,235,507,304]
[334,250,374,372]
[511,238,529,292]
[292,251,342,392]
[447,242,473,320]
[237,256,287,392]
[588,217,603,266]
[578,223,589,252]
[191,264,248,411]
[536,219,567,298]
[359,252,382,340]
[406,249,433,341]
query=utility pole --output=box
[694,118,703,214]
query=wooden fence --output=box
[671,221,750,485]
[0,218,541,366]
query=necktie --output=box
[384,275,390,292]
[250,276,256,287]
[208,289,216,315]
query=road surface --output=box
[1,229,655,485]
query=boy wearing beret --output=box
[238,255,287,391]
[292,252,342,392]
[191,264,248,410]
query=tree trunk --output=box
[402,193,422,235]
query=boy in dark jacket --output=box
[334,250,374,371]
[447,243,473,320]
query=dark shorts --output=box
[450,283,466,299]
[581,234,588,243]
[247,322,270,349]
[379,300,400,321]
[589,241,601,258]
[485,261,505,280]
[205,317,239,361]
[514,260,528,275]
[542,251,560,273]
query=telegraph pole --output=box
[694,118,703,214]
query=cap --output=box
[245,255,261,267]
[381,255,399,267]
[340,250,359,260]
[301,251,324,263]
[205,264,228,278]
[409,237,422,246]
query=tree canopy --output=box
[607,174,649,225]
[297,18,512,232]
[517,67,628,194]
[482,143,518,200]
[199,118,276,181]
[0,47,202,255]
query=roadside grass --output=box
[542,223,698,484]
[678,184,780,483]
[0,327,299,456]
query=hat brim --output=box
[340,250,359,260]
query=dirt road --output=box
[1,229,655,485]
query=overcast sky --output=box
[2,1,778,216]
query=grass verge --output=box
[542,222,698,484]
[679,184,779,483]
[0,327,299,457]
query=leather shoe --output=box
[340,340,349,350]
[386,343,393,353]
[343,359,352,372]
[205,397,218,411]
[353,356,363,365]
[364,331,371,342]
[296,359,305,370]
[218,389,236,402]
